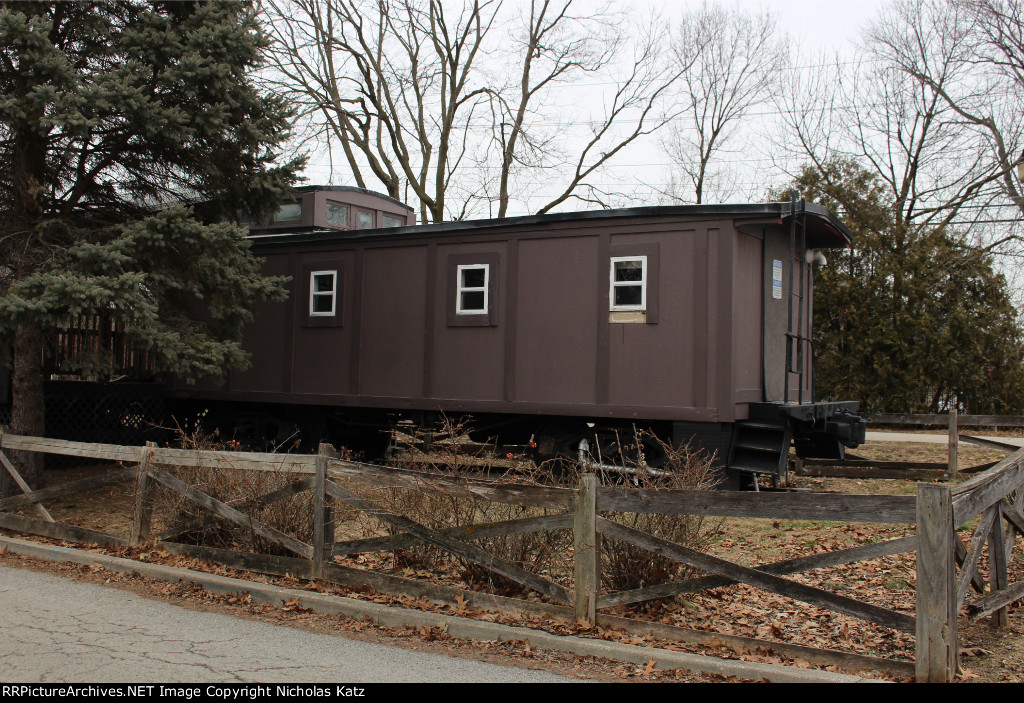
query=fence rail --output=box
[865,413,1024,428]
[2,430,1023,681]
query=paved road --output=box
[0,566,575,683]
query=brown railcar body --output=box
[174,189,863,487]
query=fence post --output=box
[130,441,158,546]
[574,473,599,624]
[916,482,958,682]
[988,504,1009,628]
[948,409,959,477]
[313,443,338,580]
[0,426,8,499]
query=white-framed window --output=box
[609,256,646,311]
[309,270,337,316]
[456,264,489,315]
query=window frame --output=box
[608,242,659,324]
[309,270,338,317]
[609,256,647,312]
[301,261,346,328]
[456,264,489,315]
[447,252,499,327]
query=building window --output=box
[309,270,337,316]
[447,253,498,327]
[609,256,646,311]
[356,210,375,229]
[325,202,349,227]
[382,213,405,228]
[456,264,488,314]
[273,202,302,223]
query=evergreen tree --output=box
[0,3,303,490]
[791,159,1024,413]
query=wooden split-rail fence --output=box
[1,430,1023,682]
[799,410,1024,480]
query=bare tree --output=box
[265,0,678,221]
[873,0,1024,228]
[660,2,786,204]
[778,0,1021,254]
[265,0,498,223]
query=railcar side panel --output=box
[430,241,508,402]
[733,229,764,404]
[231,253,293,394]
[290,249,357,396]
[513,235,600,406]
[606,229,696,410]
[357,245,429,399]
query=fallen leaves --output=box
[281,597,311,613]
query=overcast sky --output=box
[296,0,896,212]
[746,0,887,53]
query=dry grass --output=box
[853,440,1006,466]
[149,418,314,555]
[359,417,573,589]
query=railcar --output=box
[173,186,866,489]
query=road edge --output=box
[0,534,885,684]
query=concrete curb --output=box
[0,535,885,683]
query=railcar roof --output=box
[247,201,854,249]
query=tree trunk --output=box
[5,320,45,495]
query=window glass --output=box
[462,267,486,288]
[456,264,488,314]
[382,214,405,228]
[273,202,301,222]
[610,257,646,311]
[356,210,375,229]
[460,290,485,312]
[309,271,337,316]
[325,202,349,227]
[615,260,644,282]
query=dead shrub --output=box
[152,415,314,555]
[577,428,721,594]
[366,417,572,590]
